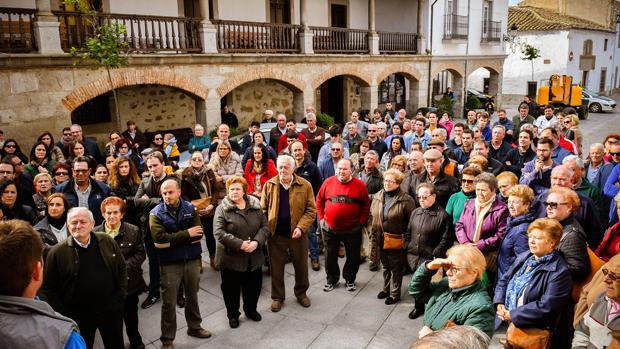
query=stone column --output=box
[489,70,502,109]
[453,75,464,118]
[416,0,426,53]
[204,91,221,131]
[294,88,316,121]
[299,0,314,54]
[368,0,379,55]
[361,84,378,112]
[198,0,218,53]
[34,0,63,54]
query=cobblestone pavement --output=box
[99,96,620,348]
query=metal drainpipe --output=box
[462,0,471,117]
[427,0,439,107]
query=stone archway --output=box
[61,68,208,112]
[216,67,305,97]
[375,64,424,113]
[466,62,502,109]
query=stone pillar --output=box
[489,70,502,109]
[453,75,464,118]
[204,91,221,131]
[416,0,425,54]
[408,78,421,112]
[34,0,63,54]
[196,99,207,126]
[361,85,378,112]
[368,0,379,55]
[299,0,314,54]
[293,91,305,121]
[198,0,218,53]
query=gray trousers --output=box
[160,259,202,341]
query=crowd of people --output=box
[0,100,620,349]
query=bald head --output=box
[161,179,181,206]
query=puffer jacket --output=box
[405,202,454,269]
[94,222,147,295]
[408,263,495,338]
[261,175,316,236]
[497,210,536,282]
[455,196,509,253]
[494,251,572,330]
[558,215,591,282]
[213,194,269,272]
[368,188,415,244]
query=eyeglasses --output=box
[331,148,342,152]
[73,169,89,173]
[461,179,474,184]
[4,144,16,148]
[445,265,468,274]
[191,158,203,162]
[0,171,13,175]
[63,133,72,136]
[544,201,569,209]
[368,129,377,132]
[602,268,620,281]
[563,121,571,125]
[611,152,620,156]
[13,161,23,166]
[418,194,432,200]
[55,172,68,176]
[384,179,396,184]
[154,137,163,140]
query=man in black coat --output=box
[70,124,102,163]
[410,149,459,208]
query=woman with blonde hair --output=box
[408,244,495,338]
[210,141,243,203]
[563,114,583,155]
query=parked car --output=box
[466,89,494,105]
[582,89,616,113]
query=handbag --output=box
[383,232,405,250]
[506,323,552,349]
[571,246,605,302]
[191,197,212,211]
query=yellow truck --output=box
[537,74,589,119]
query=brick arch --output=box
[61,68,208,112]
[312,66,372,90]
[216,68,305,97]
[375,63,422,85]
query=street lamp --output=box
[503,23,522,53]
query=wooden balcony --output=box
[0,7,37,53]
[311,26,368,53]
[443,14,468,40]
[54,11,202,53]
[213,20,300,53]
[378,31,418,54]
[481,20,501,43]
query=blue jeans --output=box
[308,220,319,260]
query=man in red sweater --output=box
[316,159,371,292]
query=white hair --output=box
[276,154,296,168]
[563,154,584,169]
[590,143,605,152]
[194,124,204,131]
[305,112,316,121]
[67,207,94,223]
[433,128,447,138]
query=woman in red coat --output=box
[244,143,277,199]
[595,193,620,261]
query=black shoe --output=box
[377,291,389,299]
[141,295,159,309]
[246,311,262,322]
[385,296,400,305]
[177,296,186,308]
[229,318,239,328]
[408,307,424,319]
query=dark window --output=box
[331,4,347,28]
[270,0,291,24]
[378,74,406,109]
[604,38,608,51]
[71,93,111,125]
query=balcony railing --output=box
[443,14,468,40]
[54,11,202,53]
[213,20,300,53]
[481,20,501,43]
[378,31,418,54]
[311,26,368,53]
[0,7,37,52]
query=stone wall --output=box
[117,85,197,132]
[226,79,294,128]
[344,76,362,117]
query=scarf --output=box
[505,252,555,311]
[164,137,177,157]
[48,215,67,230]
[473,194,495,242]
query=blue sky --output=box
[509,0,519,5]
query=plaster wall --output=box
[375,0,418,33]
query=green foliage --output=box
[416,107,430,115]
[520,44,541,61]
[316,112,335,128]
[521,43,541,81]
[432,96,456,116]
[466,95,483,110]
[68,23,128,68]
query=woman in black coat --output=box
[33,193,70,259]
[0,180,36,224]
[94,196,147,349]
[181,151,219,269]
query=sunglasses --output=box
[461,179,474,184]
[63,133,72,136]
[4,144,16,148]
[544,201,569,209]
[55,172,68,176]
[611,152,620,156]
[154,137,163,140]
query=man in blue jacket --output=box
[150,179,212,349]
[56,156,110,225]
[0,220,86,349]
